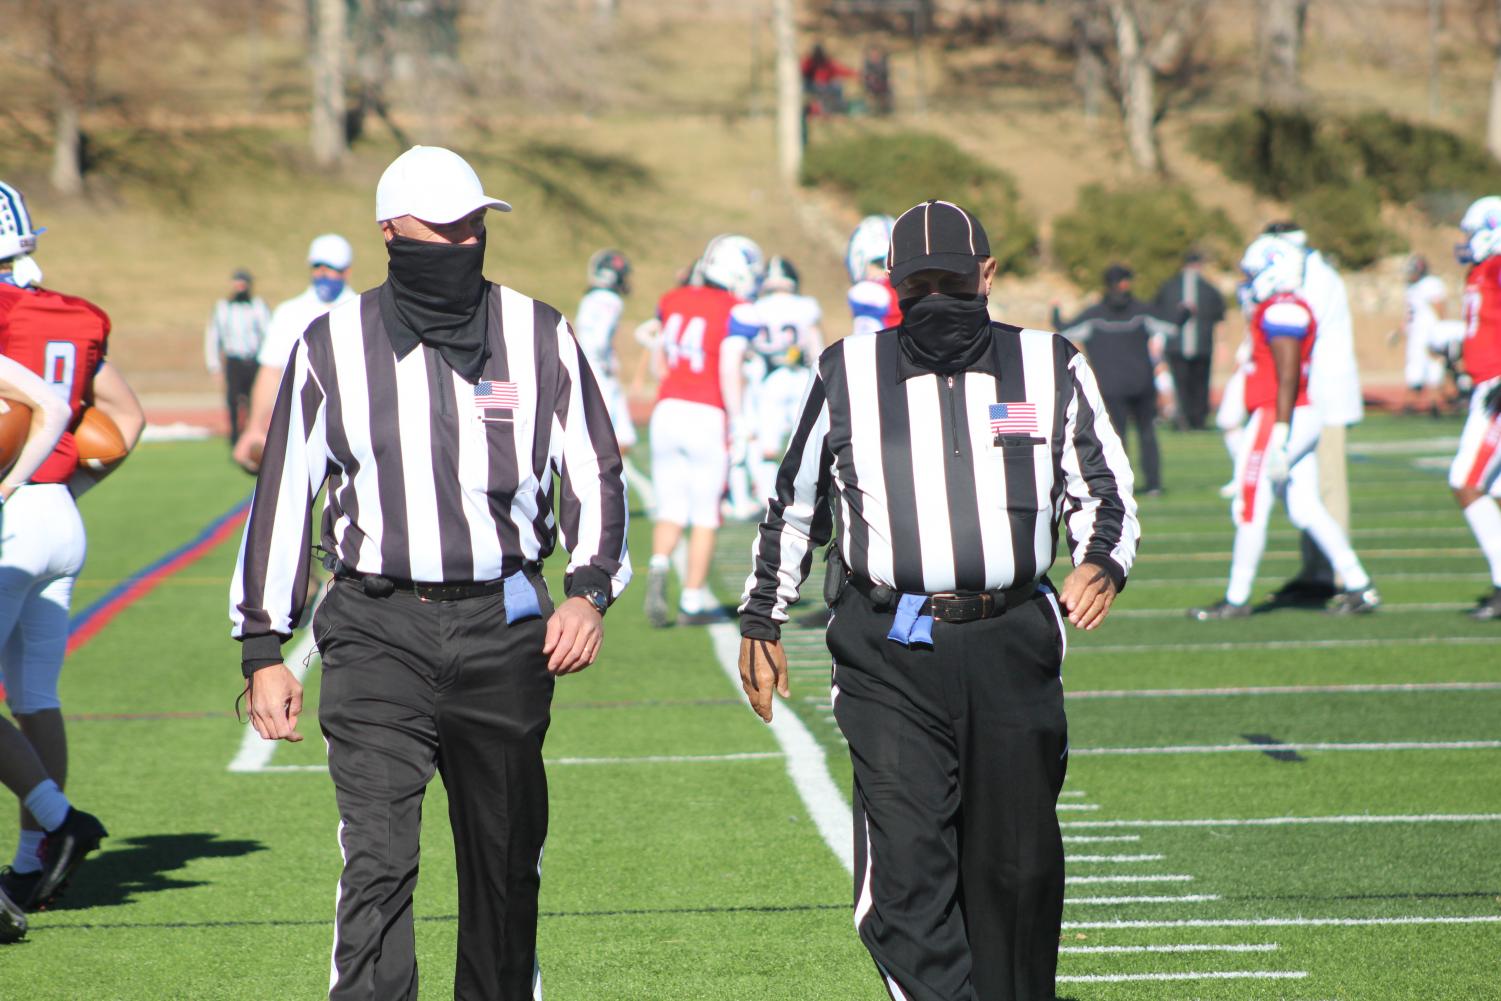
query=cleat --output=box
[1327,587,1381,615]
[31,809,107,911]
[1468,588,1501,621]
[676,606,732,627]
[0,885,25,943]
[1187,600,1250,621]
[644,567,671,628]
[0,868,41,913]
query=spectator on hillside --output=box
[204,268,271,444]
[862,45,892,115]
[1153,250,1225,430]
[1054,263,1187,496]
[802,43,855,116]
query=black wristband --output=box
[739,612,781,642]
[239,632,287,678]
[564,567,612,603]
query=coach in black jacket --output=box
[1153,250,1226,430]
[739,200,1140,1001]
[1053,264,1184,494]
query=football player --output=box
[573,249,637,449]
[645,235,762,626]
[1396,255,1449,416]
[845,214,902,336]
[0,180,144,912]
[1449,197,1501,620]
[1190,235,1378,620]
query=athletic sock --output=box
[678,588,703,613]
[1463,496,1501,587]
[22,780,70,833]
[649,554,670,573]
[11,831,44,874]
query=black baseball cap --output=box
[886,200,991,286]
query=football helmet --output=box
[1457,196,1501,266]
[1403,254,1428,284]
[845,214,894,283]
[700,234,765,299]
[1239,235,1306,304]
[586,248,631,294]
[760,256,800,295]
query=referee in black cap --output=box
[231,145,629,1001]
[737,199,1140,1001]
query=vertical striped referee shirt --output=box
[230,283,631,670]
[739,321,1139,637]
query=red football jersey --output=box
[0,284,111,483]
[1462,256,1501,384]
[1246,292,1317,413]
[654,285,746,410]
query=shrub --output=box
[801,129,1038,275]
[1342,112,1501,207]
[1290,181,1405,270]
[1051,184,1241,293]
[1188,108,1352,201]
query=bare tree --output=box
[1072,1,1110,121]
[1258,0,1310,108]
[774,0,802,184]
[1108,1,1158,171]
[1490,0,1501,160]
[310,0,348,167]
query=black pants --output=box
[223,355,259,442]
[828,584,1069,1001]
[314,578,555,1001]
[1166,353,1212,430]
[1101,387,1161,491]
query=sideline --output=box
[67,496,251,655]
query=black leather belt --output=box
[848,575,1038,623]
[329,560,541,602]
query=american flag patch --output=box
[474,380,520,416]
[989,401,1038,436]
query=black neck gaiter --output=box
[384,233,490,380]
[897,292,992,375]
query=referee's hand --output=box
[246,664,304,742]
[738,638,789,723]
[543,598,603,675]
[1059,561,1119,631]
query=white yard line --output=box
[1109,601,1471,619]
[1066,894,1220,905]
[1057,971,1307,983]
[1071,740,1501,756]
[1072,637,1501,655]
[226,588,325,774]
[1067,854,1166,862]
[709,622,854,873]
[1064,915,1501,930]
[1138,547,1477,563]
[1062,835,1141,843]
[1067,681,1501,700]
[1056,803,1101,811]
[1130,571,1490,588]
[1059,943,1276,954]
[248,751,788,774]
[1062,813,1501,830]
[1065,874,1195,884]
[621,456,656,516]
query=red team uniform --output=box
[0,284,111,481]
[1244,292,1316,412]
[1454,256,1501,493]
[654,284,744,409]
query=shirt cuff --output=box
[564,566,612,603]
[739,611,781,642]
[239,632,287,678]
[1082,553,1127,594]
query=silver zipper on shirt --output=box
[944,376,962,456]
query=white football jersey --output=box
[573,287,625,373]
[750,292,823,363]
[1404,274,1447,341]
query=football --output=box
[0,398,33,478]
[74,405,130,472]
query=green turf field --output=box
[3,413,1499,999]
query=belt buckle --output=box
[930,592,960,623]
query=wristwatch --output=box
[578,588,609,617]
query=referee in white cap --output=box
[231,146,630,1000]
[738,200,1140,1001]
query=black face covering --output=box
[897,292,992,375]
[382,233,490,380]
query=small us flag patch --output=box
[989,402,1038,436]
[475,380,520,420]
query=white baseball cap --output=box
[375,145,511,224]
[307,233,354,270]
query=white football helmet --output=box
[845,214,894,283]
[760,255,800,295]
[700,234,764,299]
[1239,235,1307,304]
[1457,196,1501,265]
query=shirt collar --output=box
[377,280,422,361]
[892,322,1012,383]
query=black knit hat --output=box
[886,200,991,286]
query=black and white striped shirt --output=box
[231,283,631,663]
[739,322,1139,634]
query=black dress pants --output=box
[223,355,259,441]
[314,578,555,1001]
[828,584,1069,1001]
[1166,353,1212,430]
[1102,388,1161,491]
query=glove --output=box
[1263,421,1291,485]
